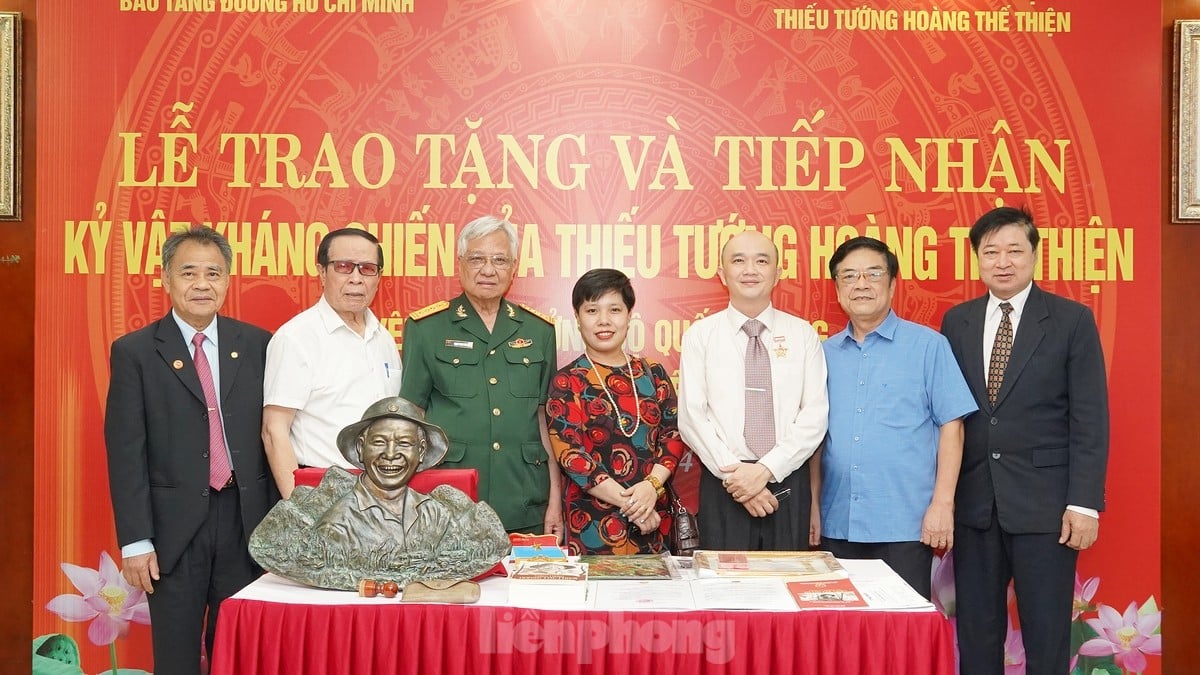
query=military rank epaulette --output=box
[408,300,450,321]
[518,303,555,325]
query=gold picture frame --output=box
[1175,20,1200,222]
[0,12,20,221]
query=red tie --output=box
[192,332,233,490]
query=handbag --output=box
[666,484,701,556]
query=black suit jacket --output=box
[940,284,1108,534]
[105,313,277,574]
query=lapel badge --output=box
[455,304,468,318]
[444,339,474,349]
[773,337,788,358]
[172,359,184,370]
[230,351,239,359]
[509,337,532,349]
[506,304,517,319]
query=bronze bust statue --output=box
[249,397,508,590]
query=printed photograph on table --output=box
[579,554,673,580]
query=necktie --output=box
[742,319,776,458]
[192,333,233,490]
[987,302,1014,406]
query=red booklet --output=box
[786,577,868,609]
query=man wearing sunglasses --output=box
[263,228,402,499]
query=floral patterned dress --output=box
[546,355,686,555]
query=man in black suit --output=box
[105,226,276,673]
[941,206,1109,675]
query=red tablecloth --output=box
[212,593,955,674]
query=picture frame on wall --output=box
[1175,20,1200,222]
[0,12,20,221]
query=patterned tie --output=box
[987,302,1014,407]
[742,319,776,458]
[192,333,233,490]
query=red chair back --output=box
[292,467,479,500]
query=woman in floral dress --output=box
[546,269,686,555]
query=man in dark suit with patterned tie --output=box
[105,227,276,673]
[941,206,1109,675]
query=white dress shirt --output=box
[983,282,1031,384]
[678,305,829,482]
[264,295,401,468]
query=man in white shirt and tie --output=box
[678,230,829,550]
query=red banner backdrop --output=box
[34,1,1160,672]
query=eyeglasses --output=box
[461,254,514,270]
[835,268,888,284]
[327,260,381,276]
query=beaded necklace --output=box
[583,350,641,438]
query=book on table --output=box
[510,561,588,582]
[509,544,569,562]
[786,577,869,609]
[692,550,849,580]
[507,561,590,608]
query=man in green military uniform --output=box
[401,215,564,536]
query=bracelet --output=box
[644,474,666,497]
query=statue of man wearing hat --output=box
[314,397,458,551]
[249,397,508,590]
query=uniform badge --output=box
[774,336,788,358]
[445,339,474,349]
[455,304,468,318]
[518,303,555,325]
[410,300,450,321]
[506,304,517,319]
[509,338,532,349]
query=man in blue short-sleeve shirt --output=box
[818,236,977,599]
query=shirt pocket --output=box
[433,346,483,398]
[520,441,550,507]
[504,347,546,398]
[444,440,468,464]
[874,371,928,429]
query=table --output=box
[212,564,956,674]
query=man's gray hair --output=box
[457,215,518,258]
[162,226,233,273]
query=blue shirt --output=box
[821,310,977,542]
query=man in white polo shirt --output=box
[263,228,401,498]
